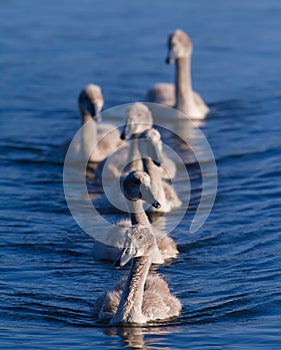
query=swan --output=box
[94,224,182,324]
[138,128,182,213]
[69,84,124,163]
[101,102,177,180]
[146,29,209,120]
[93,171,178,263]
[99,102,153,180]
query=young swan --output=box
[146,29,209,120]
[93,170,178,263]
[95,224,182,325]
[71,84,124,162]
[102,102,176,180]
[100,102,153,180]
[138,128,182,213]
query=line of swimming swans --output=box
[89,120,182,324]
[67,29,209,325]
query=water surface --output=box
[1,0,281,349]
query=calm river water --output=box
[1,0,281,349]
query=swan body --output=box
[146,82,175,107]
[95,224,182,324]
[146,29,209,120]
[69,84,124,163]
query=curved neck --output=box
[127,200,150,226]
[112,255,151,323]
[126,136,142,172]
[143,158,166,207]
[80,108,93,125]
[80,110,97,159]
[175,56,194,114]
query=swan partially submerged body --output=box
[68,84,124,163]
[94,224,182,324]
[146,29,209,120]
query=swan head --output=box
[166,29,193,64]
[120,103,153,140]
[78,84,104,122]
[114,224,156,267]
[137,128,163,166]
[122,171,161,208]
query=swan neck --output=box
[80,108,93,124]
[175,56,193,113]
[113,255,151,323]
[128,200,150,226]
[80,111,97,159]
[126,136,142,172]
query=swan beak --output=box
[166,49,177,64]
[165,56,174,64]
[115,246,135,267]
[152,200,161,209]
[120,125,126,140]
[94,112,102,122]
[89,102,102,122]
[120,123,135,140]
[140,183,161,209]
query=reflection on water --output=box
[105,325,179,349]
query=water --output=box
[1,0,281,348]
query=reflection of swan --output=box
[138,129,182,213]
[146,30,209,120]
[93,171,178,263]
[101,102,176,180]
[105,324,178,350]
[69,84,124,162]
[95,224,182,324]
[106,326,148,350]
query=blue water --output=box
[1,0,281,349]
